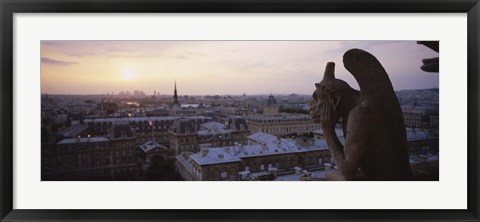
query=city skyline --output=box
[41,40,439,95]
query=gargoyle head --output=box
[310,62,355,124]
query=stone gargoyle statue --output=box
[310,48,412,181]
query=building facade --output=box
[169,117,251,156]
[176,133,331,181]
[406,128,439,153]
[244,94,321,137]
[42,122,139,180]
[246,114,320,137]
[84,116,211,145]
[42,137,111,180]
[108,122,138,180]
[169,118,199,156]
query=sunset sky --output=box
[41,41,439,95]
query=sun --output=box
[122,70,135,80]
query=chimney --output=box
[262,144,267,151]
[201,149,209,157]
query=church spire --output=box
[173,79,179,105]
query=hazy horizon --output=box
[41,40,439,95]
[42,88,440,97]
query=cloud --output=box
[40,41,438,94]
[241,61,274,71]
[173,51,209,60]
[41,57,78,65]
[174,55,189,60]
[41,41,198,59]
[187,51,208,57]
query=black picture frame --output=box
[1,0,479,221]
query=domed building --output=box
[246,93,321,137]
[263,94,280,115]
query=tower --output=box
[173,80,179,105]
[170,80,182,115]
[263,93,280,115]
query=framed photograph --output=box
[1,0,479,221]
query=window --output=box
[220,168,228,179]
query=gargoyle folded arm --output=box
[322,106,369,180]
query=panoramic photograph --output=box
[40,41,439,181]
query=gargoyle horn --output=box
[323,62,336,81]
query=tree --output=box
[145,155,176,181]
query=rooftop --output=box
[170,118,198,134]
[406,128,437,141]
[200,121,226,130]
[246,113,312,121]
[84,116,211,123]
[275,169,337,181]
[138,141,167,153]
[56,124,89,138]
[57,137,108,144]
[197,128,232,136]
[313,128,345,138]
[110,122,135,138]
[225,116,249,130]
[188,134,328,165]
[267,94,278,106]
[247,132,279,144]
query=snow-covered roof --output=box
[200,121,225,130]
[275,169,337,181]
[197,128,232,136]
[56,124,90,137]
[84,116,211,123]
[176,152,195,171]
[138,141,167,153]
[247,132,278,144]
[188,137,328,165]
[406,128,436,141]
[246,113,311,121]
[181,104,200,108]
[312,139,328,147]
[190,148,242,165]
[57,137,108,144]
[313,128,345,138]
